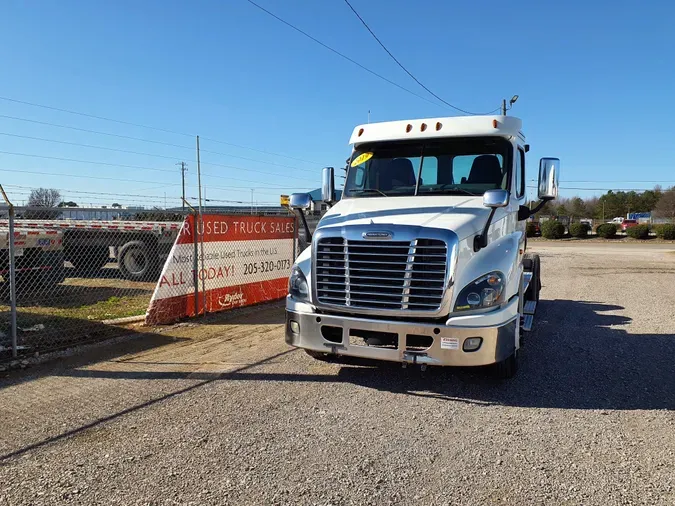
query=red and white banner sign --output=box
[145,214,295,325]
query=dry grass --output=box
[1,275,156,354]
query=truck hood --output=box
[318,195,490,240]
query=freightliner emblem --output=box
[363,231,393,240]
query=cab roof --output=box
[349,115,524,146]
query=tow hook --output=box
[402,351,429,370]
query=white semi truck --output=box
[285,115,559,378]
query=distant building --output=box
[308,188,342,214]
[166,205,288,216]
[56,206,145,221]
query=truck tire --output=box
[118,241,157,281]
[68,247,110,274]
[523,253,541,302]
[492,350,519,379]
[304,349,332,361]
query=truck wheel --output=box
[304,349,332,361]
[118,241,156,281]
[68,247,110,274]
[492,350,519,379]
[523,254,541,302]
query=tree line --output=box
[530,186,675,221]
[16,188,167,220]
[15,185,675,223]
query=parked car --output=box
[621,219,639,232]
[527,218,541,236]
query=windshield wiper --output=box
[434,185,480,197]
[351,189,389,197]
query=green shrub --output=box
[526,222,537,237]
[569,222,590,238]
[626,224,650,239]
[596,223,617,238]
[654,224,675,240]
[541,220,566,239]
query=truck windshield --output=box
[344,136,511,198]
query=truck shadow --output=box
[48,300,674,411]
[335,299,675,411]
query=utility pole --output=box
[501,99,507,116]
[196,137,203,217]
[177,162,188,211]
[196,135,205,316]
[368,110,370,123]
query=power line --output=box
[341,0,500,116]
[0,132,318,182]
[0,150,315,188]
[2,167,313,193]
[243,0,445,109]
[0,96,323,165]
[4,183,181,202]
[532,180,675,184]
[0,118,319,174]
[526,185,663,192]
[6,188,277,206]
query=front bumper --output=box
[285,298,518,367]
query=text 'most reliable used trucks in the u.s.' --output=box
[285,115,559,378]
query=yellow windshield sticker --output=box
[351,152,374,167]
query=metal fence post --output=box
[8,206,17,358]
[0,186,18,358]
[192,211,200,316]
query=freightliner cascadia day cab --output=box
[286,115,559,378]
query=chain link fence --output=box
[0,203,190,360]
[0,199,301,362]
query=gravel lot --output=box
[1,242,674,505]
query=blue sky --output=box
[1,0,674,207]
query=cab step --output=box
[523,300,537,315]
[522,314,534,332]
[522,271,533,292]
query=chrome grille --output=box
[315,238,447,311]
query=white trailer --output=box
[0,219,182,281]
[286,115,559,378]
[0,227,65,288]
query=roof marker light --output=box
[492,119,499,128]
[358,128,364,137]
[420,123,427,132]
[436,122,442,131]
[406,124,413,133]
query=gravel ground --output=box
[0,242,674,505]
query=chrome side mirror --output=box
[289,193,311,210]
[538,158,560,200]
[483,189,510,208]
[322,167,335,204]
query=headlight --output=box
[454,271,505,312]
[288,265,309,301]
